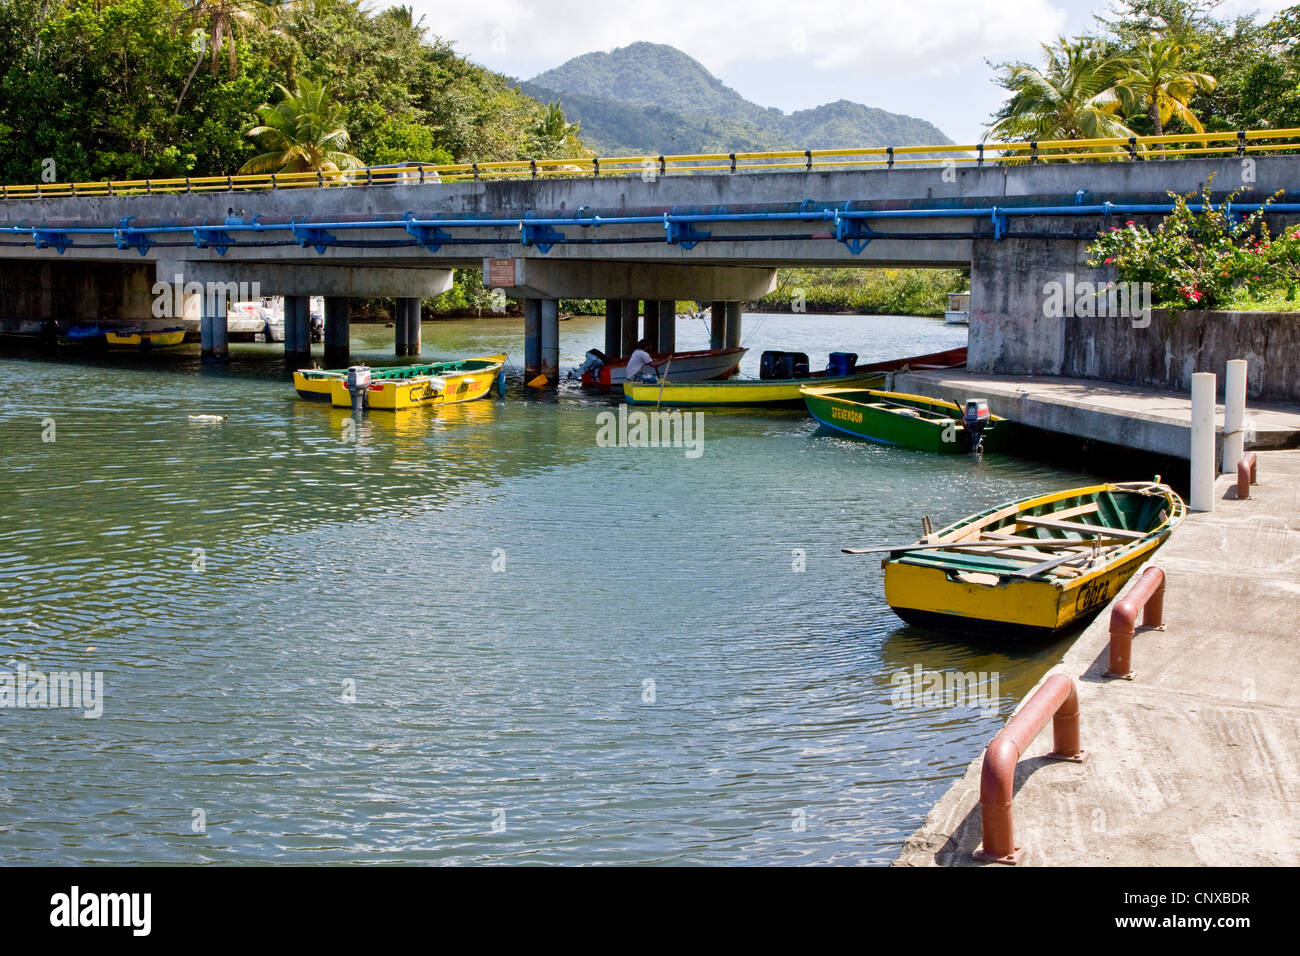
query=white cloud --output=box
[413,0,1070,80]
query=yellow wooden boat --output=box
[867,482,1184,641]
[327,354,506,410]
[105,327,186,349]
[622,346,967,408]
[625,371,885,407]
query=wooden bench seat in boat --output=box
[1014,515,1149,540]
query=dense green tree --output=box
[0,0,590,185]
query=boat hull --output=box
[106,328,186,349]
[881,483,1185,641]
[327,355,506,409]
[583,347,746,388]
[624,371,885,407]
[295,356,506,404]
[885,540,1162,640]
[802,387,1008,453]
[619,346,967,407]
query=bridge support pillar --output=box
[324,296,350,368]
[404,297,422,356]
[642,300,660,355]
[725,301,742,349]
[654,300,676,353]
[394,299,410,356]
[604,300,621,357]
[524,299,560,387]
[283,295,310,364]
[619,299,638,356]
[709,302,726,350]
[200,299,229,362]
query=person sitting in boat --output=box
[625,339,658,382]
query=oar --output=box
[842,539,1097,555]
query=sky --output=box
[405,0,1294,145]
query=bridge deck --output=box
[892,370,1300,459]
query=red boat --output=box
[855,346,967,374]
[577,347,747,388]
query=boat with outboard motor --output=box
[574,347,746,388]
[622,347,968,408]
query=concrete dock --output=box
[895,448,1300,866]
[893,369,1300,459]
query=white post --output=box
[1221,359,1247,473]
[1190,372,1217,512]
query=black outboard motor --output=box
[963,399,991,456]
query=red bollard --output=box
[973,674,1085,865]
[1237,451,1258,500]
[1105,566,1166,680]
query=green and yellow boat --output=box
[294,356,506,409]
[864,482,1184,641]
[801,386,1009,453]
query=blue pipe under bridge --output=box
[5,200,1298,258]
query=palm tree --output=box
[1114,38,1216,138]
[988,38,1136,155]
[176,0,266,76]
[382,4,425,33]
[240,79,362,175]
[173,0,277,115]
[530,102,580,157]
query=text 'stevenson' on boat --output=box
[855,482,1185,641]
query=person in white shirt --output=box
[624,339,658,382]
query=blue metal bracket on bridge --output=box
[404,213,452,252]
[194,227,236,255]
[114,217,153,256]
[31,229,73,253]
[665,214,710,249]
[990,207,1008,241]
[833,213,875,254]
[291,219,337,255]
[520,215,563,253]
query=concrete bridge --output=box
[3,149,1298,381]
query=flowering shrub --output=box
[1087,180,1285,310]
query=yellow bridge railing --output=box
[3,128,1299,201]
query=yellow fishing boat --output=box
[858,481,1184,641]
[626,371,885,407]
[105,327,186,349]
[327,354,506,410]
[622,346,967,408]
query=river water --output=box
[0,312,1092,865]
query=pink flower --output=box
[1126,220,1136,226]
[1104,257,1114,264]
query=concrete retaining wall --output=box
[1062,309,1300,403]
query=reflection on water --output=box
[0,313,1093,864]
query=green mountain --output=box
[523,42,951,155]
